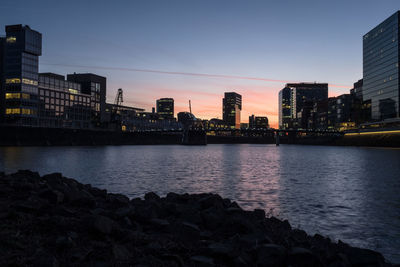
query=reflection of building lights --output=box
[345,130,400,136]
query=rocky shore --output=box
[0,170,396,266]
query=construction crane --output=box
[115,88,123,106]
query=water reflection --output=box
[0,144,399,262]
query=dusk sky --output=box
[1,0,399,127]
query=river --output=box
[0,144,399,263]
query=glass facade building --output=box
[278,87,292,129]
[288,83,328,119]
[156,98,174,119]
[363,11,400,120]
[38,73,91,128]
[2,24,42,126]
[66,73,107,126]
[279,83,327,129]
[223,92,242,129]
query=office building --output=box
[249,114,269,128]
[288,83,328,119]
[223,92,241,129]
[249,114,255,128]
[278,86,292,129]
[279,83,328,129]
[1,24,42,126]
[156,98,174,119]
[38,73,91,128]
[0,37,5,122]
[67,73,107,125]
[363,11,400,120]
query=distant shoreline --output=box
[1,125,400,147]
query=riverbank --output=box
[0,170,395,266]
[2,125,400,147]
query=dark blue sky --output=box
[1,0,399,125]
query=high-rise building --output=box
[288,83,328,119]
[279,83,328,129]
[249,114,255,128]
[156,98,174,119]
[67,73,107,125]
[1,24,42,126]
[0,37,5,123]
[223,92,241,129]
[363,11,400,120]
[278,87,292,129]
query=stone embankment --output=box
[0,170,396,266]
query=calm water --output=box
[0,144,399,263]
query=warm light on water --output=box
[0,144,399,263]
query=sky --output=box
[1,0,399,127]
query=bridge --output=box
[126,127,344,145]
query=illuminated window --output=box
[21,93,30,99]
[22,78,38,86]
[6,108,20,114]
[22,109,32,115]
[5,93,20,99]
[6,36,16,43]
[6,78,21,84]
[69,89,78,94]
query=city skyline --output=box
[1,1,400,127]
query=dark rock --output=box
[144,191,160,201]
[39,189,64,204]
[32,250,59,267]
[150,218,170,227]
[344,247,385,267]
[253,208,266,220]
[0,171,394,267]
[114,206,133,218]
[256,244,287,267]
[239,233,272,247]
[190,255,215,266]
[288,247,322,267]
[93,215,115,235]
[207,242,234,257]
[112,243,131,261]
[108,193,130,206]
[198,194,223,210]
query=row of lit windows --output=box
[5,78,38,86]
[39,90,89,102]
[6,108,35,115]
[5,93,30,99]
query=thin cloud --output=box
[42,63,350,88]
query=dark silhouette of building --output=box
[295,100,314,129]
[288,83,328,118]
[249,114,255,128]
[1,24,42,126]
[310,99,329,130]
[249,114,268,128]
[279,83,328,129]
[67,73,107,126]
[0,37,5,123]
[156,98,174,119]
[223,92,241,129]
[278,86,292,129]
[363,11,400,120]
